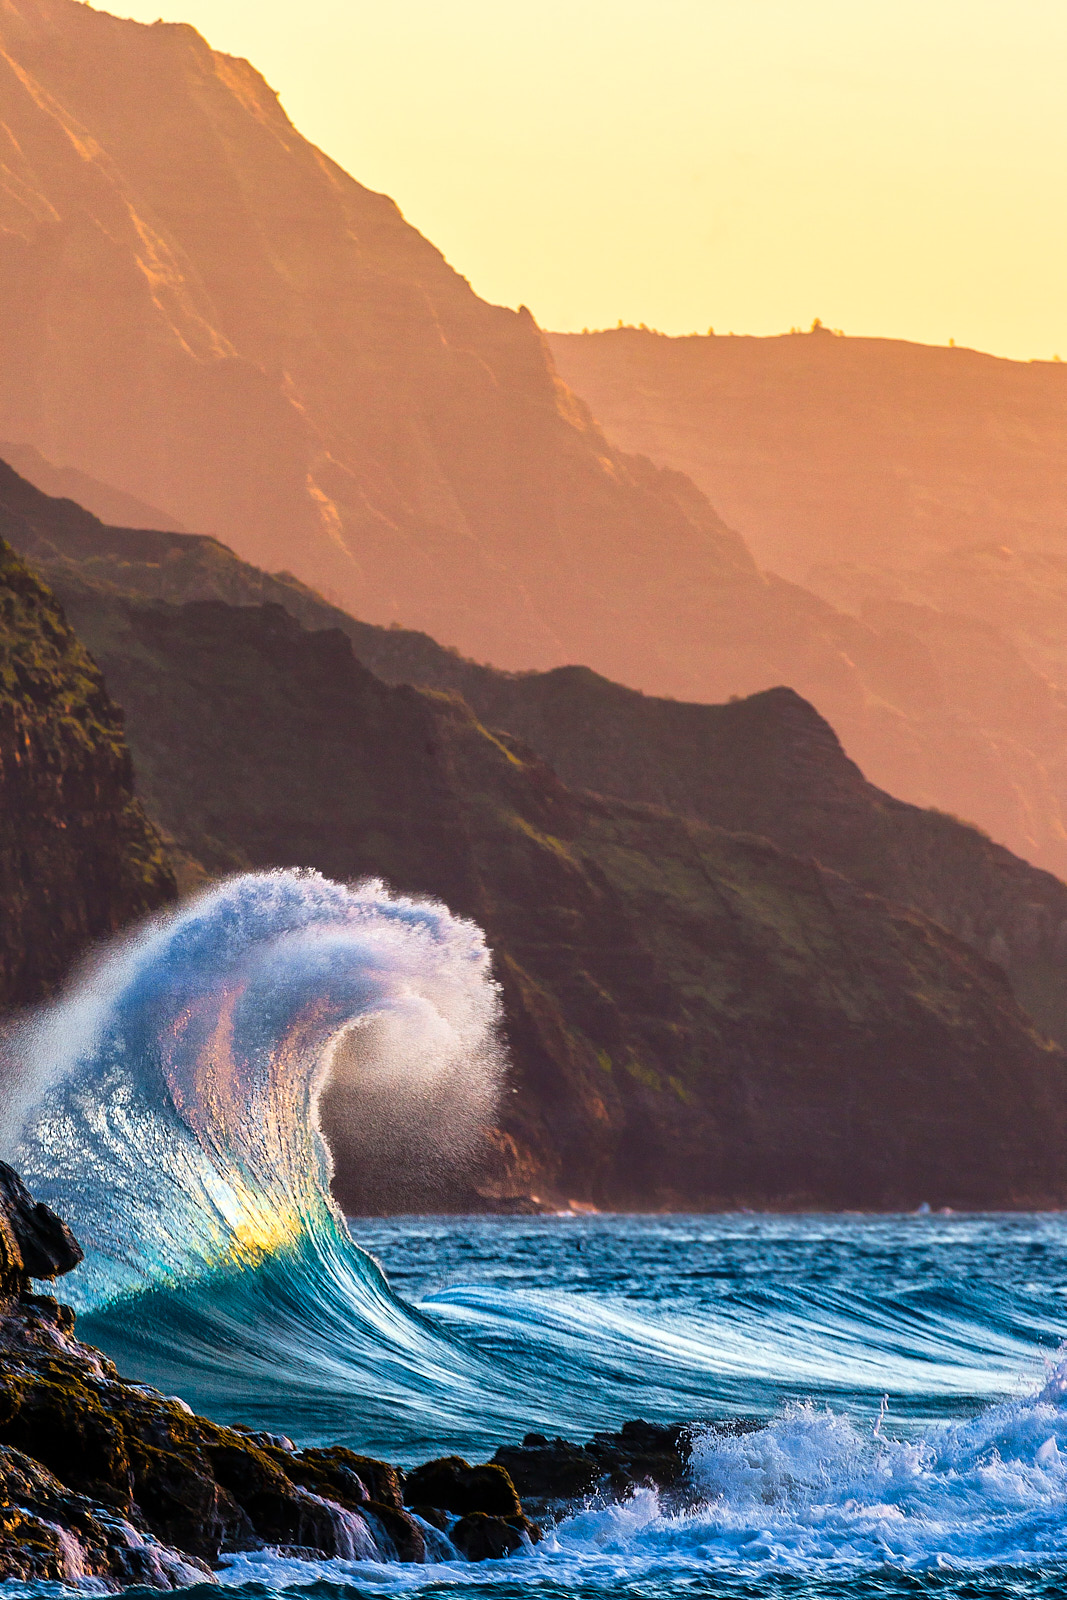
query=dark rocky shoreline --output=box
[0,1164,707,1587]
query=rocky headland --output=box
[0,1164,723,1587]
[0,1163,550,1583]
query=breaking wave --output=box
[8,870,1067,1594]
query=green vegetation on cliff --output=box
[7,462,1067,1206]
[8,459,1067,1054]
[29,583,1067,1210]
[0,535,174,1009]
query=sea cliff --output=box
[0,533,174,1010]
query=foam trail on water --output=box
[545,1363,1067,1576]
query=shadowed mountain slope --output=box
[0,441,186,533]
[3,1,1065,875]
[38,579,1067,1211]
[0,534,174,1011]
[547,327,1067,876]
[6,457,1067,1056]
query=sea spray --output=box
[0,869,778,1453]
[6,870,505,1300]
[4,869,1067,1501]
[546,1375,1067,1573]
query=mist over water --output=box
[6,870,1067,1598]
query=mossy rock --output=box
[283,1444,403,1509]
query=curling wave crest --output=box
[7,870,1067,1595]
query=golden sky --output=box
[113,0,1067,361]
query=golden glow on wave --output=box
[219,1184,303,1267]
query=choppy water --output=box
[5,873,1067,1599]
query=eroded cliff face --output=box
[30,580,1067,1211]
[0,533,174,1010]
[0,0,758,685]
[8,468,1067,1059]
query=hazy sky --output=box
[112,0,1067,360]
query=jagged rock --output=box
[409,1503,450,1532]
[449,1512,530,1562]
[494,1421,694,1512]
[403,1456,522,1517]
[493,1436,600,1503]
[285,1444,402,1508]
[0,1442,210,1587]
[0,1165,554,1585]
[360,1501,426,1562]
[0,1164,82,1295]
[494,1418,765,1516]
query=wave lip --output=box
[9,869,504,1306]
[8,863,1067,1515]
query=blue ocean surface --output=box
[7,873,1067,1600]
[75,1213,1067,1600]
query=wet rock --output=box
[494,1420,693,1511]
[0,1164,83,1297]
[403,1455,522,1517]
[492,1435,600,1502]
[449,1512,529,1561]
[408,1503,450,1532]
[493,1418,762,1515]
[360,1501,426,1562]
[0,1441,210,1587]
[129,1446,255,1561]
[0,1326,402,1572]
[287,1444,401,1508]
[0,1165,565,1582]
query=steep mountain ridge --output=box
[41,581,1067,1210]
[6,457,1067,1052]
[2,0,1063,874]
[0,0,762,685]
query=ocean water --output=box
[6,872,1067,1600]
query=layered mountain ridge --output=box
[2,0,1064,880]
[548,326,1067,580]
[6,459,1067,1207]
[549,327,1067,876]
[7,456,1067,1053]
